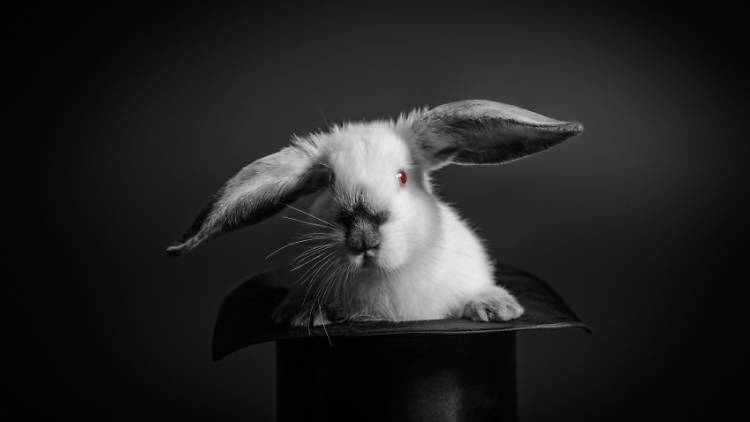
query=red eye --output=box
[396,170,407,187]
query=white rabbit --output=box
[167,100,583,326]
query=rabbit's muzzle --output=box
[345,217,381,254]
[337,203,389,256]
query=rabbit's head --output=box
[167,100,582,274]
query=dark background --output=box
[9,2,749,420]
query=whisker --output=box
[331,263,349,304]
[304,253,338,306]
[312,255,340,305]
[292,231,339,239]
[284,204,336,228]
[337,263,355,303]
[291,244,333,266]
[292,235,338,244]
[265,237,321,260]
[319,304,333,348]
[291,245,336,271]
[282,216,333,230]
[294,250,332,283]
[301,250,338,287]
[307,305,314,335]
[299,253,336,308]
[319,260,342,304]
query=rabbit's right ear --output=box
[166,141,326,256]
[410,99,583,168]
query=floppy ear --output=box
[166,141,327,256]
[412,99,583,168]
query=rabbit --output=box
[166,100,583,327]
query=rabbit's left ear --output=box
[166,142,327,256]
[411,99,583,168]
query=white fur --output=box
[275,116,524,325]
[169,100,583,322]
[168,99,581,260]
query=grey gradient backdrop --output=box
[10,2,749,421]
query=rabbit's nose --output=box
[345,221,382,253]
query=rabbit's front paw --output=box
[271,297,330,327]
[288,304,331,327]
[462,287,525,322]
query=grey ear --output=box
[166,142,326,256]
[413,99,583,167]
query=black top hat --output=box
[213,264,588,421]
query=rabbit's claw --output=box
[462,287,525,322]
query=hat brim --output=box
[213,264,590,360]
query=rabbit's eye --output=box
[330,173,335,189]
[396,170,407,187]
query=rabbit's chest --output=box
[338,273,481,321]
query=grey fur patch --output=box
[166,145,327,256]
[416,99,583,166]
